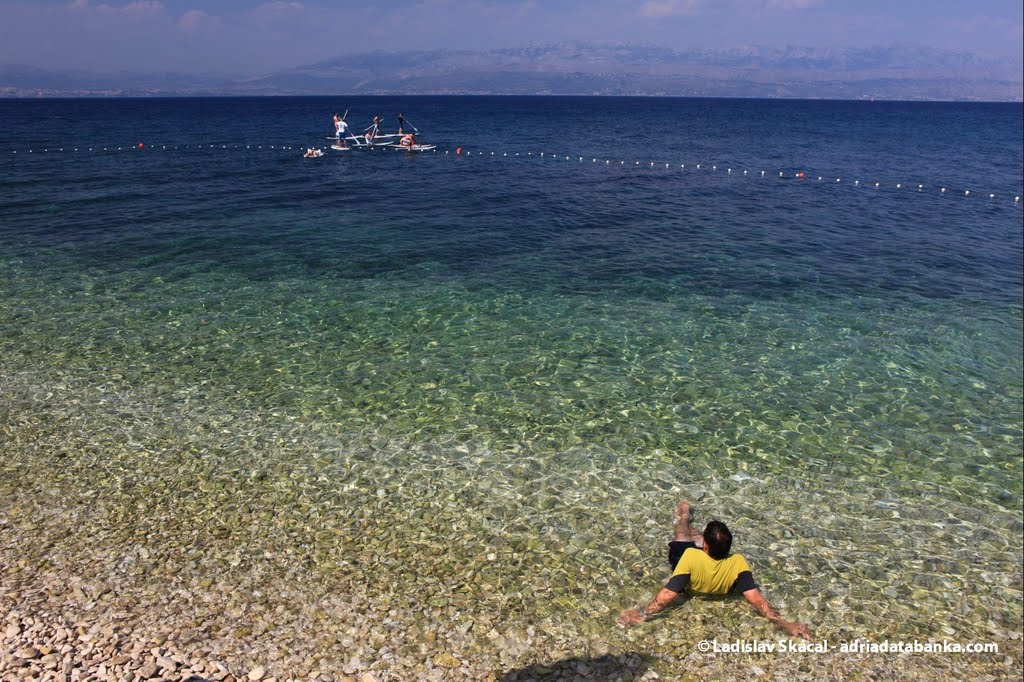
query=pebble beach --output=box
[2,364,1021,681]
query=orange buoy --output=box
[138,143,144,149]
[456,147,462,155]
[796,171,805,178]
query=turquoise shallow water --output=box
[0,97,1022,675]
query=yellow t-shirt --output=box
[672,547,753,594]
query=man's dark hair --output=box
[703,520,732,560]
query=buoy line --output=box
[5,142,1022,208]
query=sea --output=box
[0,96,1022,677]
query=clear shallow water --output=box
[0,97,1022,676]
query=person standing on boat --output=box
[365,115,382,145]
[333,113,349,149]
[617,500,813,640]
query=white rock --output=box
[249,666,267,681]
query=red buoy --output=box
[138,143,144,149]
[456,147,462,155]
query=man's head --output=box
[702,520,732,560]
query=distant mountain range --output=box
[2,44,1021,101]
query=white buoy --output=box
[965,190,970,196]
[650,162,654,167]
[989,194,995,199]
[818,176,823,181]
[713,165,717,170]
[697,164,701,169]
[875,182,880,188]
[760,170,765,176]
[727,168,732,174]
[743,170,747,175]
[896,184,901,189]
[918,185,923,191]
[941,188,946,193]
[606,160,609,164]
[836,178,840,183]
[779,171,783,177]
[855,180,860,186]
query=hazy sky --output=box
[1,0,1021,74]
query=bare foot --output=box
[675,500,691,522]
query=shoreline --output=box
[3,572,1020,681]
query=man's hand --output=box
[780,620,813,641]
[743,588,813,640]
[617,609,645,627]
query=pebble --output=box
[432,652,461,668]
[249,666,267,680]
[138,660,159,679]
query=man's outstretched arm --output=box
[742,588,813,640]
[617,586,681,627]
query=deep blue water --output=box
[1,97,1021,304]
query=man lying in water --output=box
[617,501,813,640]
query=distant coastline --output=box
[3,43,1021,102]
[3,93,1024,104]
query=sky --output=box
[1,0,1021,75]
